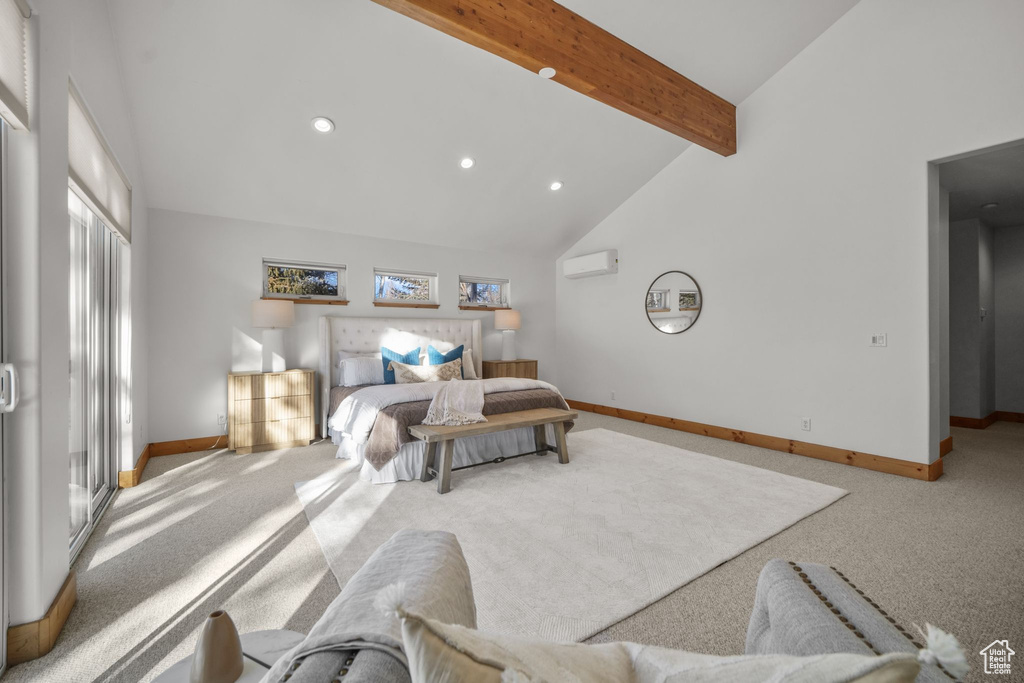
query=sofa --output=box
[257,530,953,682]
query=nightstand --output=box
[227,369,315,454]
[482,359,538,380]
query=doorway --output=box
[930,139,1024,447]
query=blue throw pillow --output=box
[428,345,465,378]
[381,346,420,384]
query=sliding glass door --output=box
[0,115,9,678]
[68,189,121,557]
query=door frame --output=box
[927,136,1024,458]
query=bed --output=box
[319,316,572,484]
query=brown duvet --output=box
[329,385,573,470]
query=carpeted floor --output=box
[5,416,1022,682]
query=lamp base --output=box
[261,329,287,373]
[500,329,517,362]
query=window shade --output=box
[0,0,30,129]
[459,275,509,286]
[68,84,132,243]
[374,267,437,279]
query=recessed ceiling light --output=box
[981,202,999,210]
[550,181,564,191]
[311,116,334,133]
[460,157,475,169]
[538,67,557,79]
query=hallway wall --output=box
[995,225,1024,412]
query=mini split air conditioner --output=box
[562,250,618,279]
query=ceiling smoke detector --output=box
[538,67,557,79]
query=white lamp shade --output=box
[252,299,295,328]
[494,309,521,330]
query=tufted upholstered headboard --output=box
[318,315,483,437]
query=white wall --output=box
[555,0,1024,465]
[6,0,148,624]
[995,225,1024,413]
[146,209,555,443]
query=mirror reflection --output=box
[646,271,702,334]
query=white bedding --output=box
[332,424,559,484]
[328,377,561,444]
[327,377,565,485]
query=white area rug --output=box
[296,428,846,642]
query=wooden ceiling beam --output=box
[371,0,737,156]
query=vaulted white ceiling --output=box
[107,0,858,253]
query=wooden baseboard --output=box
[7,572,77,665]
[950,411,1024,429]
[567,400,942,481]
[117,443,151,488]
[149,434,230,457]
[950,413,998,429]
[939,436,953,457]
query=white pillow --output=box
[390,359,463,384]
[377,586,921,683]
[337,349,381,365]
[461,349,478,380]
[341,356,385,386]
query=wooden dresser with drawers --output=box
[227,369,315,454]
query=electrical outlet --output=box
[610,390,616,401]
[801,417,812,432]
[870,333,887,347]
[217,413,226,426]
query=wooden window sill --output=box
[373,301,441,309]
[647,308,670,313]
[458,305,511,311]
[262,296,349,306]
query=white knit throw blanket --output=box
[423,378,486,426]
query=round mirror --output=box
[645,271,702,334]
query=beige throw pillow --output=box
[390,358,463,384]
[377,586,920,683]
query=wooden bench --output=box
[408,408,578,494]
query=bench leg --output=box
[437,439,454,494]
[554,422,569,464]
[420,441,438,482]
[533,425,549,453]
